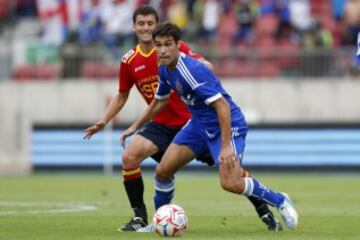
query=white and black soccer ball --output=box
[153,204,188,237]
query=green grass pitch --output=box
[1,172,359,240]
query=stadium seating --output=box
[255,14,279,37]
[81,61,117,79]
[310,0,332,17]
[2,0,358,80]
[0,0,9,19]
[256,63,280,77]
[13,64,60,81]
[276,40,300,70]
[216,11,237,52]
[36,64,61,80]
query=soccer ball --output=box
[153,204,188,237]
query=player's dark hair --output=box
[152,22,181,43]
[133,5,159,23]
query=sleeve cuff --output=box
[205,93,222,105]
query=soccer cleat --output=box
[118,217,147,232]
[261,212,283,231]
[136,223,155,233]
[278,193,299,230]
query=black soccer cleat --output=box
[118,217,147,232]
[260,212,283,232]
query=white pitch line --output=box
[0,201,98,216]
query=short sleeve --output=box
[192,65,222,105]
[118,61,134,92]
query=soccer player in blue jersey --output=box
[121,22,299,231]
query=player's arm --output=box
[120,98,168,147]
[211,97,237,169]
[120,67,171,146]
[83,91,129,140]
[84,52,135,140]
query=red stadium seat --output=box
[81,61,99,79]
[276,41,300,69]
[216,11,237,51]
[256,45,277,64]
[311,0,332,17]
[255,37,276,47]
[255,63,280,77]
[81,61,117,79]
[98,64,117,79]
[217,59,257,78]
[0,0,9,19]
[255,14,279,37]
[35,64,60,80]
[218,12,237,36]
[13,64,59,81]
[13,65,36,80]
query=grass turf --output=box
[0,172,359,240]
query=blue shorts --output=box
[137,121,214,165]
[173,120,248,166]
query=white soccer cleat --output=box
[136,223,155,233]
[278,192,299,230]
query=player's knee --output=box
[220,180,235,193]
[121,151,141,169]
[155,164,173,180]
[220,178,245,194]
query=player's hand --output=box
[83,121,106,140]
[120,125,137,148]
[219,145,237,169]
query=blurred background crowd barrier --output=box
[0,0,359,80]
[0,0,359,174]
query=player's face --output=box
[154,36,180,69]
[133,14,157,44]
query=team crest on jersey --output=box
[181,94,195,106]
[121,49,135,63]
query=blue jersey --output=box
[155,52,247,131]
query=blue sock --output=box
[242,177,284,207]
[154,177,175,210]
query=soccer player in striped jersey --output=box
[84,6,281,232]
[121,22,298,231]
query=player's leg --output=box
[136,142,198,233]
[120,122,180,231]
[218,158,298,229]
[119,134,158,231]
[206,131,285,204]
[210,133,298,229]
[154,120,207,210]
[154,143,196,209]
[196,151,282,230]
[241,169,283,231]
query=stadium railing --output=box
[1,44,358,81]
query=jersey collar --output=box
[136,44,155,57]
